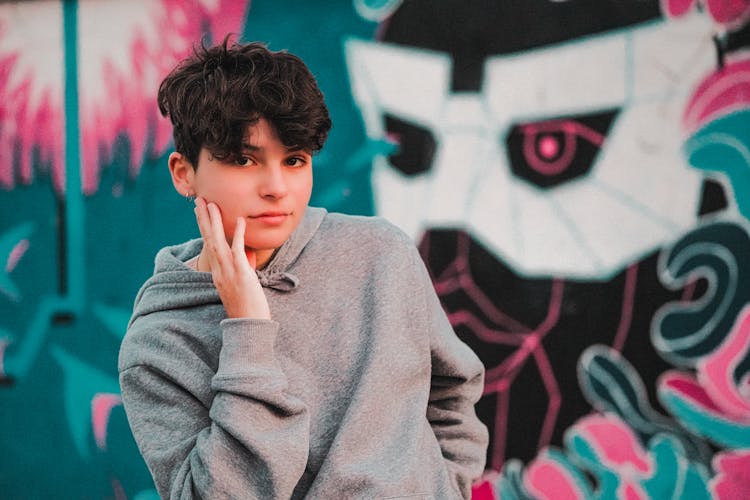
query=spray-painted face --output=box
[346,14,716,280]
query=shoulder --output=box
[304,211,423,277]
[319,211,415,251]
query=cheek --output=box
[218,200,246,238]
[291,171,314,205]
[199,192,243,239]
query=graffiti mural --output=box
[347,0,750,497]
[3,0,749,497]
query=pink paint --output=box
[534,346,562,451]
[471,476,498,500]
[422,230,572,471]
[0,52,65,192]
[711,449,750,500]
[91,393,122,451]
[470,276,563,469]
[575,413,652,474]
[663,0,750,27]
[683,58,750,135]
[521,120,605,176]
[432,233,564,470]
[621,481,648,500]
[525,455,585,500]
[662,0,697,17]
[697,305,750,420]
[433,232,530,332]
[6,239,29,273]
[111,477,127,500]
[448,310,526,345]
[612,264,638,351]
[660,370,723,411]
[2,0,249,195]
[705,0,750,25]
[539,135,560,159]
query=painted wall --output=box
[1,0,749,498]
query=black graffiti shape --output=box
[380,0,662,92]
[384,114,437,176]
[419,229,679,469]
[654,221,750,365]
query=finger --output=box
[206,202,231,261]
[231,216,248,268]
[194,196,211,242]
[194,197,218,269]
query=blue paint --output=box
[63,0,85,309]
[685,110,750,220]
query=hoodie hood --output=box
[129,206,327,325]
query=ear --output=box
[168,152,196,197]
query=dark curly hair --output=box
[158,38,332,168]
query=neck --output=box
[254,248,275,269]
[196,247,276,272]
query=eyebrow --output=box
[241,143,308,153]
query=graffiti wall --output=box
[2,0,749,498]
[347,0,750,498]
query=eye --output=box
[504,108,620,189]
[234,156,253,167]
[384,113,437,176]
[285,156,309,167]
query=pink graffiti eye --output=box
[538,135,560,159]
[505,109,619,189]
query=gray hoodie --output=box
[119,207,488,499]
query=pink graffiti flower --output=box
[91,393,122,451]
[531,413,653,500]
[658,306,750,449]
[662,0,750,29]
[683,57,750,135]
[711,449,750,499]
[697,306,750,421]
[524,451,590,500]
[471,472,499,500]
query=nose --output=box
[258,164,288,199]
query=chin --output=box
[246,235,290,251]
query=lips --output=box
[250,212,290,225]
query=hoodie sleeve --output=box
[411,249,489,498]
[119,317,310,499]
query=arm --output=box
[120,318,310,499]
[412,250,489,498]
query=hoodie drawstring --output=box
[257,271,299,292]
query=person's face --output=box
[185,118,313,266]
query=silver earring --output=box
[186,192,196,202]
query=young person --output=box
[118,39,488,499]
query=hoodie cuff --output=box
[216,318,280,376]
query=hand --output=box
[194,197,272,320]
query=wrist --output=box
[225,303,272,320]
